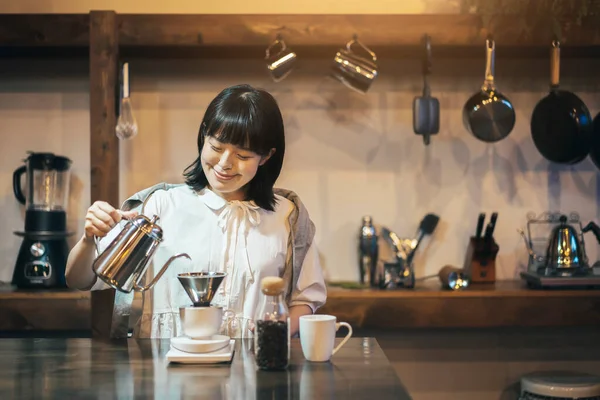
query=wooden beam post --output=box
[89,10,119,340]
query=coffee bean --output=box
[255,320,289,370]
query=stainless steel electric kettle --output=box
[92,214,191,293]
[520,215,600,273]
[545,215,587,271]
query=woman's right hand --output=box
[83,201,138,241]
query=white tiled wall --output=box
[2,56,599,284]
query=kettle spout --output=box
[134,253,192,292]
[517,228,536,258]
[582,221,600,245]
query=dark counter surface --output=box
[0,337,408,399]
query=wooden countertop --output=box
[0,338,407,399]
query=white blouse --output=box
[93,185,327,339]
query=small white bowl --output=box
[170,335,230,353]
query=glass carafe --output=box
[13,152,72,211]
[254,276,290,370]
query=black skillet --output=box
[589,113,600,170]
[463,39,516,143]
[590,113,600,169]
[530,41,592,164]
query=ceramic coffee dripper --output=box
[177,272,227,339]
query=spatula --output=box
[413,34,440,146]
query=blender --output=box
[12,152,73,288]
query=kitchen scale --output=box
[165,273,235,365]
[167,339,235,364]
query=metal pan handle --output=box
[481,39,496,92]
[550,40,560,89]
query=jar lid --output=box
[261,276,285,295]
[521,371,600,398]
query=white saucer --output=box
[170,335,231,354]
[167,340,235,364]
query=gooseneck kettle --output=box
[520,215,600,273]
[93,214,191,293]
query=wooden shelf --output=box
[319,280,600,329]
[0,285,90,300]
[326,280,600,298]
[0,14,89,47]
[0,285,90,331]
[1,13,600,55]
[116,14,600,48]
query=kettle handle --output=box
[92,211,135,254]
[582,222,600,246]
[134,252,192,292]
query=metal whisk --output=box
[116,62,138,140]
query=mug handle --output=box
[346,35,377,63]
[265,35,287,59]
[331,322,353,356]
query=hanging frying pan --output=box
[589,113,600,170]
[463,39,516,143]
[530,41,592,164]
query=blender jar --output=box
[13,152,72,232]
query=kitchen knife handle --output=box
[488,212,498,236]
[475,213,485,238]
[483,212,498,241]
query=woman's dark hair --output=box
[184,84,285,211]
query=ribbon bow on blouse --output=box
[217,200,261,284]
[215,200,261,337]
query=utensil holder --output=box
[462,236,499,283]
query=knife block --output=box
[463,236,499,283]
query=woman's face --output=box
[200,136,273,201]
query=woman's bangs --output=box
[206,109,268,155]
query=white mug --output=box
[299,315,353,362]
[179,306,223,339]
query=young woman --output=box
[65,84,327,339]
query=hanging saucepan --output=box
[463,39,516,143]
[530,41,592,164]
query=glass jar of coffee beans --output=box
[254,276,290,370]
